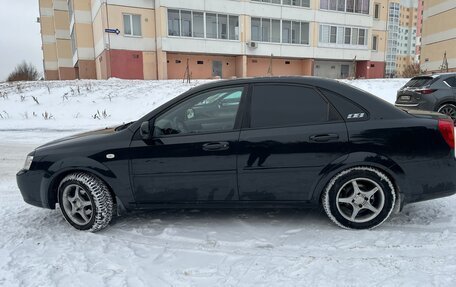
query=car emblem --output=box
[347,113,365,119]
[106,154,115,159]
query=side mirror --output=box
[140,121,152,140]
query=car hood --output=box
[35,127,118,152]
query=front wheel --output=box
[58,172,113,232]
[322,167,396,229]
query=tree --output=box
[402,63,425,78]
[7,62,40,82]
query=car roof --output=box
[416,72,456,78]
[129,76,408,132]
[188,76,342,91]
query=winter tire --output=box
[322,167,396,229]
[58,172,113,232]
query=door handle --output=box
[309,134,339,142]
[202,142,230,151]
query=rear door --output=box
[237,83,348,201]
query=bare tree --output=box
[402,63,425,78]
[7,62,40,82]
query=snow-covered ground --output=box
[2,78,456,286]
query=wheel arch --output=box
[311,152,404,206]
[435,100,456,112]
[42,158,118,210]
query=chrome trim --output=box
[395,103,419,107]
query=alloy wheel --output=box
[61,184,94,226]
[335,178,385,223]
[438,104,456,123]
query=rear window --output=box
[250,84,340,128]
[320,89,368,121]
[404,76,435,88]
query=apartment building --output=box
[421,0,456,73]
[385,0,419,77]
[39,0,397,80]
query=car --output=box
[17,77,456,232]
[395,73,456,122]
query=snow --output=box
[2,78,456,286]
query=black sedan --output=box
[17,77,456,231]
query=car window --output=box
[154,86,244,136]
[444,77,456,88]
[321,89,368,121]
[250,84,338,128]
[404,76,435,88]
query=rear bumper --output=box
[399,158,456,206]
[16,169,50,209]
[405,189,456,204]
[395,103,419,108]
[395,100,436,111]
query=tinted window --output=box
[154,87,244,136]
[404,76,435,88]
[444,77,456,88]
[321,89,368,121]
[250,84,337,128]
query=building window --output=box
[319,24,367,47]
[206,13,217,38]
[321,0,369,14]
[344,28,351,44]
[282,21,291,43]
[374,3,380,19]
[252,0,310,8]
[229,16,239,40]
[168,9,239,40]
[252,17,309,44]
[218,14,228,39]
[168,10,180,36]
[181,11,192,37]
[193,12,204,38]
[124,14,141,36]
[372,35,378,50]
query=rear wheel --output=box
[58,172,113,232]
[322,167,396,229]
[438,104,456,124]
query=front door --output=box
[212,61,223,78]
[130,86,246,204]
[341,64,350,78]
[238,83,348,201]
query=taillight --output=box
[438,119,455,149]
[416,89,436,94]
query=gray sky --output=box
[0,0,43,81]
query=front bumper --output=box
[16,169,49,208]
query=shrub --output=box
[7,62,40,82]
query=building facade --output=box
[421,0,456,73]
[385,0,420,78]
[39,0,406,80]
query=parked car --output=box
[17,77,456,232]
[395,73,456,122]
